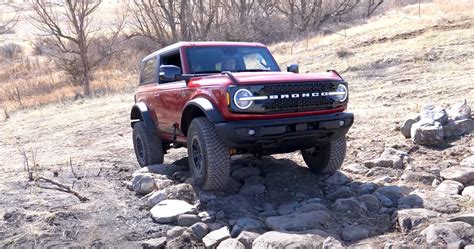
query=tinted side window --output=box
[160,51,182,84]
[140,58,157,84]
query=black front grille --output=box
[229,81,347,114]
[260,82,338,112]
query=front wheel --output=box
[132,122,164,167]
[301,135,347,174]
[187,117,230,190]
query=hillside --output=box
[1,2,473,247]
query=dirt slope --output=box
[1,2,473,247]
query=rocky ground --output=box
[1,2,473,248]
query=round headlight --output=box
[234,89,253,109]
[335,84,348,102]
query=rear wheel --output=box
[187,117,230,190]
[132,122,164,167]
[301,135,347,174]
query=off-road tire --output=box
[301,135,347,174]
[132,122,164,167]
[187,117,230,190]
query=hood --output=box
[189,71,343,87]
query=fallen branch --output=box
[35,176,89,202]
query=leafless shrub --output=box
[0,43,23,59]
[0,11,18,35]
[336,48,353,58]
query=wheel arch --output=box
[181,98,224,136]
[130,102,156,130]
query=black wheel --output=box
[132,122,164,167]
[187,117,230,190]
[301,135,347,174]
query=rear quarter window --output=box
[140,58,157,85]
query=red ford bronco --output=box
[131,42,353,190]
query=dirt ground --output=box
[1,2,473,247]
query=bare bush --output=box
[0,43,23,59]
[30,0,124,96]
[0,10,18,35]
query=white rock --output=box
[141,237,166,249]
[150,199,196,223]
[420,104,448,124]
[252,231,325,248]
[202,226,231,248]
[462,186,474,198]
[440,166,474,185]
[265,210,330,231]
[342,163,369,174]
[461,156,474,167]
[448,100,472,121]
[132,173,156,195]
[400,115,420,138]
[364,148,407,169]
[435,180,464,195]
[237,231,260,249]
[217,238,245,249]
[323,236,344,249]
[411,120,444,146]
[325,171,351,185]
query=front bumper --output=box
[215,112,354,155]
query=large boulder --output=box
[411,119,444,146]
[420,104,448,124]
[462,186,474,199]
[440,166,474,185]
[265,210,330,231]
[150,199,196,223]
[396,208,439,233]
[252,231,326,248]
[444,119,474,137]
[400,190,460,213]
[447,100,472,121]
[420,221,473,246]
[231,217,266,237]
[400,115,420,138]
[461,156,474,167]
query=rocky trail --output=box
[1,2,473,248]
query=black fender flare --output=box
[130,102,156,130]
[181,98,224,135]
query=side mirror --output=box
[159,65,181,81]
[287,64,299,73]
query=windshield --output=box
[186,46,280,74]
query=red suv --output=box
[131,42,353,190]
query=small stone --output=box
[252,231,325,248]
[462,186,474,198]
[461,156,474,167]
[150,199,196,223]
[190,222,208,239]
[277,201,300,216]
[420,104,448,124]
[435,180,464,195]
[202,226,231,248]
[231,218,266,237]
[444,119,474,137]
[343,163,370,174]
[217,238,245,249]
[141,237,166,249]
[198,191,217,204]
[374,186,405,207]
[145,191,167,207]
[239,182,265,196]
[401,171,436,185]
[325,171,351,185]
[177,214,201,227]
[359,182,378,194]
[326,186,355,201]
[341,225,371,241]
[231,167,260,181]
[237,231,260,249]
[132,173,156,195]
[363,148,407,169]
[411,120,444,146]
[396,208,439,233]
[323,236,344,249]
[265,210,330,231]
[448,99,472,121]
[440,166,474,185]
[198,211,215,223]
[166,226,187,239]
